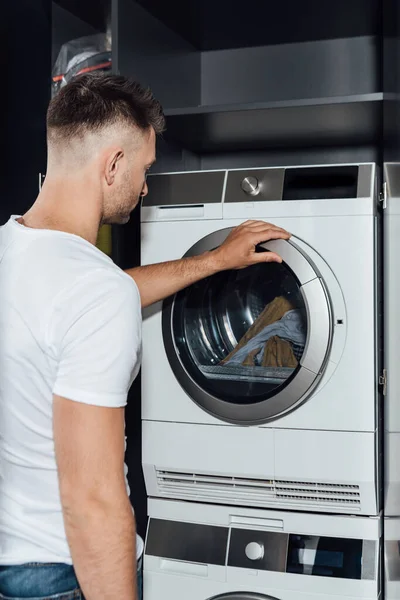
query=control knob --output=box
[245,541,265,561]
[241,176,260,196]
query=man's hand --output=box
[211,220,291,271]
[126,219,291,308]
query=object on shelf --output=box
[52,33,112,97]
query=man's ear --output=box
[105,149,124,186]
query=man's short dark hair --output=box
[47,73,165,141]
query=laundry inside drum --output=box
[172,258,308,403]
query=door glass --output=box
[171,259,307,405]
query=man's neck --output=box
[21,176,102,246]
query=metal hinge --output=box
[379,369,387,396]
[38,173,45,192]
[379,181,387,209]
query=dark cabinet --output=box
[383,0,400,163]
[1,0,51,225]
[113,0,384,172]
[2,1,397,224]
[0,0,111,226]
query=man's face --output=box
[103,127,156,225]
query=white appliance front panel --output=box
[142,214,376,433]
[148,498,382,536]
[384,432,400,516]
[143,570,380,600]
[143,421,378,515]
[144,499,381,600]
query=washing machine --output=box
[141,163,381,516]
[143,498,381,600]
[383,163,400,517]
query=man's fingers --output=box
[241,223,288,234]
[239,220,288,232]
[251,251,283,264]
[238,220,290,235]
[247,226,291,238]
[218,221,291,270]
[239,220,270,228]
[250,229,291,245]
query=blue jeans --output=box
[0,556,143,600]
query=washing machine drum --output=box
[162,234,332,425]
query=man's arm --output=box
[49,271,142,599]
[126,220,290,307]
[53,398,137,600]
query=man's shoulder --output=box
[31,233,112,268]
[52,244,138,306]
[50,262,141,350]
[15,232,138,306]
[25,232,121,282]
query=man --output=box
[0,73,290,600]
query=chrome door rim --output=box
[162,228,333,425]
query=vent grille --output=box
[156,470,361,509]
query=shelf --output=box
[163,94,384,154]
[135,0,380,51]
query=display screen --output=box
[283,166,359,200]
[287,534,363,579]
[297,548,344,568]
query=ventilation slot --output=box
[156,470,361,510]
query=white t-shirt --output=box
[0,216,144,565]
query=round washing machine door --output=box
[162,228,333,425]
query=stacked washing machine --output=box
[140,163,383,600]
[383,163,400,600]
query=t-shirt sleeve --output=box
[50,269,141,408]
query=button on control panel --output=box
[245,541,265,561]
[241,176,260,196]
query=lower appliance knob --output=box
[241,176,260,196]
[245,541,265,561]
